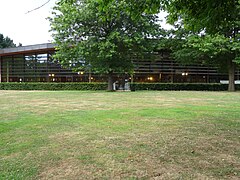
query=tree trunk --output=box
[228,59,235,92]
[107,72,114,91]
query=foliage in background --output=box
[166,0,239,34]
[49,0,161,90]
[130,83,239,91]
[0,83,107,91]
[0,82,238,91]
[0,33,16,49]
[98,0,240,91]
[172,34,239,72]
[167,0,240,91]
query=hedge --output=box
[0,82,239,91]
[0,82,108,91]
[130,83,240,91]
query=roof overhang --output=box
[0,43,56,57]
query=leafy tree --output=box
[49,0,160,90]
[50,0,159,90]
[0,34,16,49]
[167,0,240,91]
[173,34,239,81]
[100,0,240,91]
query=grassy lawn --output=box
[0,90,239,179]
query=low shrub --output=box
[130,83,240,91]
[0,82,239,91]
[0,82,108,91]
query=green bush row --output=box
[0,82,238,91]
[130,83,240,91]
[0,83,108,91]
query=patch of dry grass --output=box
[0,91,240,179]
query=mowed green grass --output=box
[0,91,239,179]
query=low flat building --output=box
[0,43,239,83]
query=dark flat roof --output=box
[0,43,55,56]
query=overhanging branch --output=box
[25,0,51,14]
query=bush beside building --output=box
[0,82,239,91]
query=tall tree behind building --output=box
[0,34,16,49]
[99,0,240,91]
[49,0,161,91]
[167,0,240,91]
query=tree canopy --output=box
[0,33,16,49]
[99,0,240,91]
[50,0,240,91]
[167,1,240,91]
[166,0,239,34]
[50,0,161,90]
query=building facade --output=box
[0,43,239,83]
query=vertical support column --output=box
[34,53,37,81]
[11,55,14,82]
[207,67,210,83]
[207,74,209,83]
[171,60,174,83]
[158,73,161,82]
[237,69,240,81]
[7,60,9,82]
[0,57,2,83]
[22,54,25,82]
[47,52,50,82]
[88,63,92,83]
[131,74,134,83]
[88,69,92,83]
